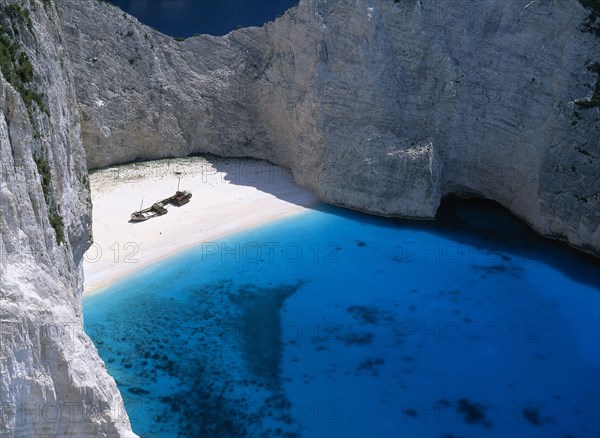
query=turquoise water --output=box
[83,199,600,438]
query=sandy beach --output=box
[83,156,319,294]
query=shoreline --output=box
[83,157,319,295]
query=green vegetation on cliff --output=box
[578,0,600,108]
[576,62,600,109]
[0,3,48,135]
[34,154,64,245]
[579,0,600,36]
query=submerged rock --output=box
[128,387,151,396]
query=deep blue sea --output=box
[107,0,299,37]
[83,199,600,438]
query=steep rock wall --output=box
[0,0,135,436]
[0,1,597,436]
[57,0,599,255]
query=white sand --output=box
[83,156,319,294]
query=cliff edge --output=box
[0,0,135,435]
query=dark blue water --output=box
[107,0,299,37]
[83,199,600,438]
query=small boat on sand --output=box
[130,184,192,222]
[130,203,169,222]
[171,190,192,206]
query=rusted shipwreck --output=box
[130,190,192,222]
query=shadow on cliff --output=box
[438,196,600,289]
[204,154,319,209]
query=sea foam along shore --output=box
[83,156,319,294]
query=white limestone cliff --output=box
[0,0,136,436]
[57,0,600,255]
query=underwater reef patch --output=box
[456,398,493,429]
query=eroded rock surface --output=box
[0,0,135,436]
[57,0,599,254]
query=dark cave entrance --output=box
[429,195,600,288]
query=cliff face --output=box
[57,0,599,255]
[0,0,135,436]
